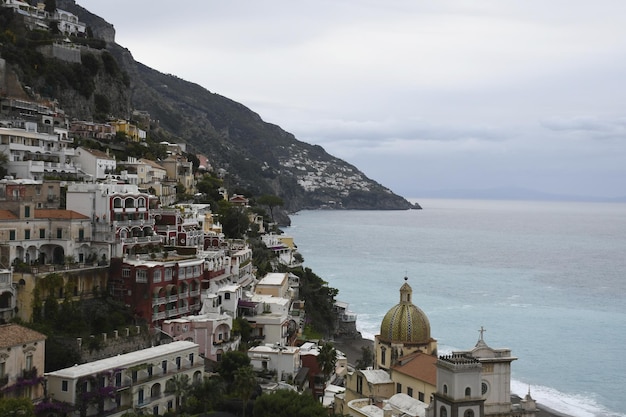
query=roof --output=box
[258,272,287,286]
[0,324,46,349]
[35,209,89,220]
[391,352,437,385]
[0,210,18,220]
[361,369,393,384]
[139,158,166,170]
[79,147,115,160]
[46,341,198,379]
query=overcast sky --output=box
[77,0,626,200]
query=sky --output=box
[77,0,626,200]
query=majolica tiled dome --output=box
[379,278,431,344]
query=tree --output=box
[0,152,8,178]
[317,342,337,384]
[216,350,251,385]
[253,390,327,417]
[166,373,190,410]
[0,398,35,417]
[184,376,226,414]
[233,365,257,417]
[257,194,284,223]
[355,344,374,369]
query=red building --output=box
[110,254,204,328]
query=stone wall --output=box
[37,44,82,64]
[77,326,155,363]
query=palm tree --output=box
[233,365,257,417]
[317,342,337,385]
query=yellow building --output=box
[0,323,46,402]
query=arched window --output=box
[440,406,447,417]
[464,410,475,417]
[381,347,386,366]
[465,387,471,397]
[113,197,122,208]
[443,384,448,395]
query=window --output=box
[24,230,30,240]
[224,293,231,300]
[465,387,471,397]
[25,354,32,370]
[132,370,137,383]
[381,347,386,366]
[189,353,194,366]
[136,270,147,283]
[138,388,144,405]
[464,410,475,417]
[115,372,122,387]
[419,391,425,402]
[122,268,130,277]
[56,228,62,238]
[165,268,172,281]
[176,356,181,370]
[356,375,363,394]
[407,387,413,397]
[443,384,448,395]
[61,380,68,392]
[39,228,45,239]
[148,366,153,377]
[396,383,402,394]
[153,269,162,283]
[162,360,167,374]
[24,205,30,217]
[9,230,15,241]
[440,406,448,417]
[78,229,84,241]
[481,382,489,396]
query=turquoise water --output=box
[284,199,626,417]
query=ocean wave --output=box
[511,380,624,417]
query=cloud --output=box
[77,0,626,198]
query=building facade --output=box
[0,323,46,403]
[45,341,204,416]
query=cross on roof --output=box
[479,326,486,341]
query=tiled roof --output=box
[391,352,437,385]
[35,209,89,220]
[139,158,165,170]
[0,210,18,220]
[80,148,114,160]
[0,324,46,349]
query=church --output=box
[336,277,538,417]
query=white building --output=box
[0,119,78,181]
[248,344,301,382]
[66,181,160,257]
[46,341,204,417]
[75,147,116,180]
[162,312,240,363]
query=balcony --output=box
[118,235,162,245]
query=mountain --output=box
[28,0,419,212]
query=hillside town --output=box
[0,2,550,417]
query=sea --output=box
[283,198,626,417]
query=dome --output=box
[379,278,431,344]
